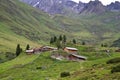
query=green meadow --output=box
[0,46,120,80]
[0,0,120,80]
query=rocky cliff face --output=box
[77,1,86,12]
[80,0,106,14]
[20,0,78,14]
[20,0,86,14]
[107,1,120,12]
[20,0,120,15]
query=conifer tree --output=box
[73,39,76,44]
[16,44,21,56]
[53,36,57,42]
[63,35,66,43]
[50,37,54,44]
[26,44,30,50]
[56,40,61,50]
[59,35,62,41]
[82,41,85,45]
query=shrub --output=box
[60,72,70,77]
[36,67,42,69]
[0,58,4,63]
[111,64,120,73]
[5,52,16,60]
[106,57,120,64]
[36,66,46,70]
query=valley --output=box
[0,0,120,80]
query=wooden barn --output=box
[67,54,87,61]
[64,47,78,54]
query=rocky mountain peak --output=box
[65,0,77,7]
[107,1,120,12]
[20,0,77,14]
[20,0,120,15]
[79,0,106,14]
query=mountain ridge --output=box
[107,1,120,12]
[79,0,105,14]
[20,0,120,15]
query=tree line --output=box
[50,35,67,49]
[50,35,66,44]
[49,35,83,49]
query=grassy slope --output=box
[0,53,39,73]
[0,1,120,79]
[0,0,68,52]
[53,12,120,45]
[1,0,120,52]
[0,49,120,80]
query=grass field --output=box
[0,53,39,73]
[0,46,120,80]
[0,0,120,79]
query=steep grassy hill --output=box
[0,0,120,80]
[0,0,68,52]
[1,0,120,53]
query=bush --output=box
[5,52,16,60]
[107,57,120,64]
[36,67,42,69]
[60,72,70,77]
[0,58,4,63]
[36,66,46,70]
[111,64,120,73]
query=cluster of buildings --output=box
[51,47,87,61]
[25,46,57,54]
[25,46,87,61]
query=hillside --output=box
[53,12,120,45]
[19,0,120,46]
[1,0,120,53]
[0,0,120,80]
[0,0,72,63]
[0,47,120,80]
[0,0,68,52]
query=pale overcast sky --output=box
[72,0,120,5]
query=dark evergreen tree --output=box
[82,41,85,45]
[59,35,62,41]
[56,40,61,50]
[16,44,21,56]
[73,39,76,44]
[63,35,66,43]
[53,36,57,42]
[50,37,54,44]
[101,43,104,47]
[26,44,30,50]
